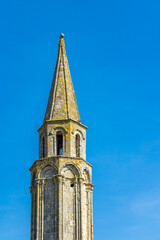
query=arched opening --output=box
[42,136,45,158]
[40,165,57,179]
[76,134,80,157]
[56,131,63,155]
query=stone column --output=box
[57,175,64,240]
[90,185,94,240]
[38,179,44,240]
[36,179,40,240]
[86,185,90,240]
[79,178,84,240]
[74,177,79,240]
[53,176,58,239]
[30,181,38,240]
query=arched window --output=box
[56,131,63,155]
[76,134,80,157]
[42,136,45,158]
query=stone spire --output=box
[44,33,80,122]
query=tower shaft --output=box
[30,34,94,240]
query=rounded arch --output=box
[39,130,47,139]
[73,129,85,159]
[54,127,68,135]
[73,129,85,140]
[40,164,57,178]
[61,163,80,178]
[53,127,67,156]
[75,133,81,157]
[83,168,91,183]
[40,131,47,158]
[56,131,63,155]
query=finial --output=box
[59,33,65,46]
[60,33,64,39]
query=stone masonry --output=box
[30,34,94,240]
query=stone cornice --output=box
[30,156,92,172]
[37,119,88,132]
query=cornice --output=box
[37,119,88,132]
[30,156,92,172]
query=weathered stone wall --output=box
[38,120,87,160]
[63,178,75,240]
[30,157,93,240]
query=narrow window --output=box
[76,134,80,157]
[42,136,45,158]
[56,131,63,155]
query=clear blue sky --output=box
[0,0,160,239]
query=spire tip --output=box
[60,33,64,39]
[59,33,65,46]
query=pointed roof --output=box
[44,34,80,123]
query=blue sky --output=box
[0,0,160,239]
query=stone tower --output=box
[30,34,94,240]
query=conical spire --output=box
[44,34,80,123]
